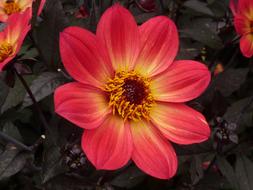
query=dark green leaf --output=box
[0,144,31,180]
[190,156,204,185]
[1,75,36,113]
[195,172,229,190]
[217,156,240,190]
[2,122,23,142]
[175,140,214,156]
[215,68,249,97]
[22,72,66,107]
[207,0,216,4]
[111,166,145,188]
[183,0,214,16]
[18,45,39,59]
[33,0,68,67]
[223,97,253,126]
[180,18,223,49]
[235,155,253,190]
[42,145,66,184]
[44,174,94,190]
[208,0,227,18]
[0,78,9,109]
[177,38,203,60]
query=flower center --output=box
[0,42,13,62]
[4,1,21,15]
[105,71,154,121]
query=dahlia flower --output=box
[0,9,31,71]
[54,4,211,179]
[0,0,45,22]
[230,0,253,57]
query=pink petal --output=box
[0,58,12,71]
[240,34,253,58]
[234,14,250,35]
[37,0,46,15]
[130,120,177,179]
[0,55,16,71]
[54,82,110,129]
[82,116,132,170]
[17,0,45,16]
[151,60,211,102]
[238,0,253,18]
[5,8,31,44]
[230,0,237,15]
[150,102,210,145]
[60,26,114,88]
[96,4,140,71]
[0,10,8,22]
[134,16,179,77]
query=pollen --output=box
[0,42,13,62]
[4,0,21,15]
[104,71,155,121]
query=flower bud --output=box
[135,0,155,12]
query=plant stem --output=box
[30,135,46,150]
[204,141,222,174]
[0,131,32,151]
[204,155,217,174]
[13,67,50,132]
[159,0,165,13]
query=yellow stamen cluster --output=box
[0,42,13,62]
[4,1,21,15]
[104,71,154,121]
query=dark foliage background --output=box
[0,0,253,189]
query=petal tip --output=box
[229,0,237,15]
